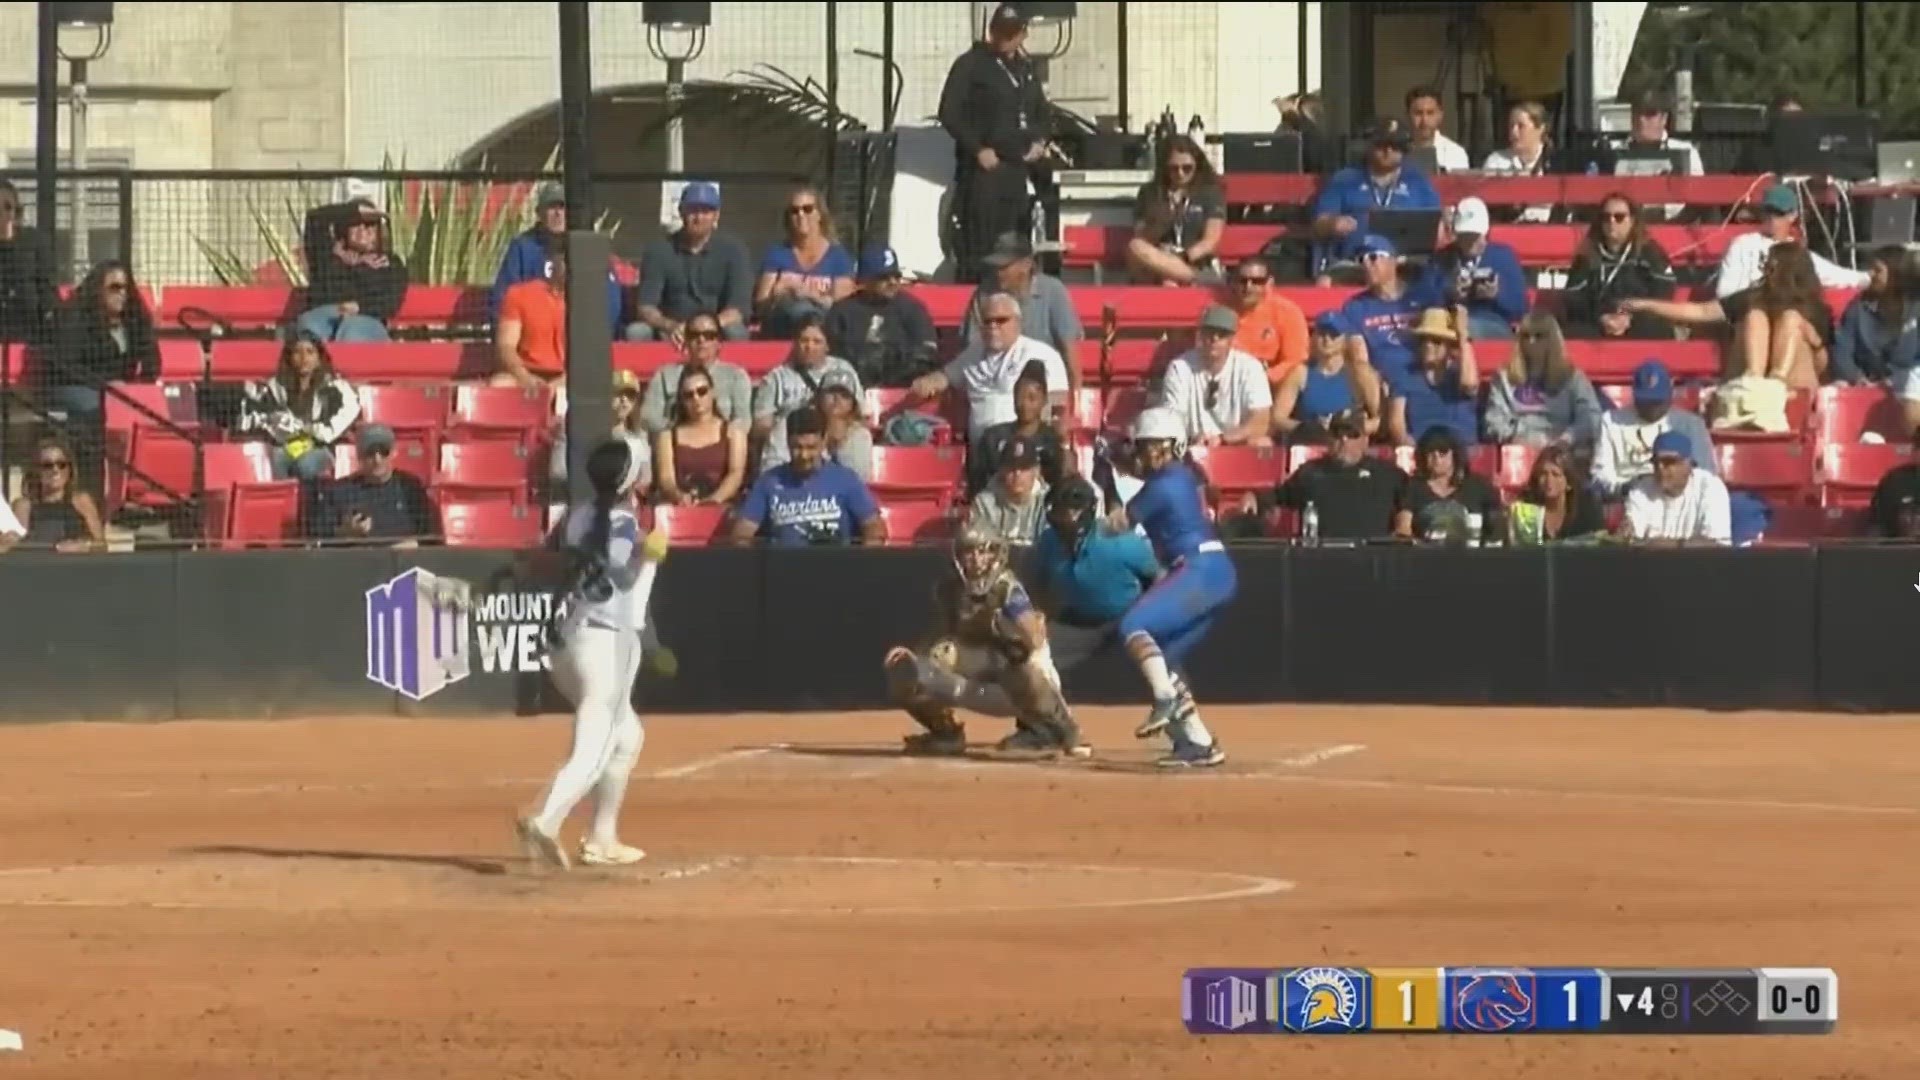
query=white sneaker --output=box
[579,840,647,867]
[516,815,570,870]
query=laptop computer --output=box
[1368,208,1443,257]
[1220,132,1303,174]
[1771,112,1878,180]
[1612,146,1691,177]
[1877,141,1919,184]
[1405,144,1442,176]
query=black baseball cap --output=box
[999,437,1041,472]
[989,3,1030,29]
[1363,117,1411,150]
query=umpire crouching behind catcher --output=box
[1029,477,1171,685]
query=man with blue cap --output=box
[1336,234,1425,395]
[1591,358,1715,496]
[824,245,940,388]
[630,181,755,344]
[1621,428,1731,545]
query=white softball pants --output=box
[533,624,646,844]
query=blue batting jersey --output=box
[1033,524,1161,624]
[1127,461,1220,565]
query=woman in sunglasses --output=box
[753,185,854,339]
[652,362,745,508]
[1562,193,1676,340]
[10,438,104,552]
[1126,134,1226,286]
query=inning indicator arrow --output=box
[1616,992,1637,1012]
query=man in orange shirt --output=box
[1225,257,1309,388]
[493,237,568,389]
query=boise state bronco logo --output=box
[1283,967,1366,1032]
[1451,971,1537,1033]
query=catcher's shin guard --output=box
[1001,656,1081,751]
[885,649,966,749]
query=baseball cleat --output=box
[1156,741,1227,769]
[1135,693,1194,739]
[515,815,570,870]
[579,840,647,867]
[995,728,1057,754]
[902,727,968,756]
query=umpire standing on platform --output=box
[939,2,1052,284]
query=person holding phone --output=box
[312,424,441,548]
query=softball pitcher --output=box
[515,438,669,871]
[882,521,1088,758]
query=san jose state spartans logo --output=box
[1283,967,1366,1032]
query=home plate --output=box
[1081,750,1270,776]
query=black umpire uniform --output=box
[937,3,1051,284]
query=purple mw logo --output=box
[366,568,473,701]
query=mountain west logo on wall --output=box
[365,568,557,700]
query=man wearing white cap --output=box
[1411,197,1527,341]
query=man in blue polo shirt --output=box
[1337,234,1425,393]
[1029,476,1169,685]
[1310,118,1440,281]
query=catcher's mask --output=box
[1046,476,1100,548]
[953,520,1009,597]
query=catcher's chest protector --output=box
[939,569,1022,646]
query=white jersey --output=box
[558,503,642,636]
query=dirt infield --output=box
[0,704,1916,1079]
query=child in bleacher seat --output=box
[966,359,1067,500]
[240,334,361,484]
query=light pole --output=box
[641,2,709,228]
[54,1,113,276]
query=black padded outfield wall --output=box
[0,545,1916,722]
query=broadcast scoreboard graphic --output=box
[1181,967,1837,1035]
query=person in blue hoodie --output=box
[490,183,624,337]
[1309,118,1441,283]
[1830,245,1920,386]
[1410,196,1528,340]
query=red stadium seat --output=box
[359,383,453,430]
[326,342,481,381]
[154,339,207,380]
[452,384,554,442]
[1286,444,1329,472]
[1484,443,1540,491]
[1061,223,1752,272]
[439,499,542,548]
[1818,442,1910,508]
[646,502,730,546]
[879,500,958,545]
[158,286,296,329]
[206,340,284,381]
[1,343,20,384]
[1763,503,1868,541]
[123,427,202,506]
[1810,385,1910,446]
[1716,441,1814,503]
[437,440,533,500]
[224,481,303,546]
[1218,173,1780,210]
[102,382,199,436]
[1188,444,1288,497]
[1072,337,1186,384]
[913,285,974,327]
[201,442,277,489]
[1477,338,1721,383]
[869,445,966,501]
[390,287,489,327]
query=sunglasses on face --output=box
[983,314,1015,326]
[787,204,818,216]
[1236,274,1269,287]
[1604,211,1632,222]
[1168,162,1196,175]
[685,328,720,342]
[38,458,69,471]
[364,446,394,459]
[681,384,712,399]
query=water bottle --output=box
[1302,502,1320,546]
[1465,511,1484,548]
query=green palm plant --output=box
[194,148,619,287]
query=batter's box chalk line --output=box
[0,1029,20,1053]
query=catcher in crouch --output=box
[882,521,1089,758]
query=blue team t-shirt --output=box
[1310,166,1441,266]
[1338,289,1424,389]
[760,243,855,297]
[1396,367,1480,446]
[739,460,878,545]
[1127,461,1220,565]
[1033,524,1161,624]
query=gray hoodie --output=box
[1481,369,1605,448]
